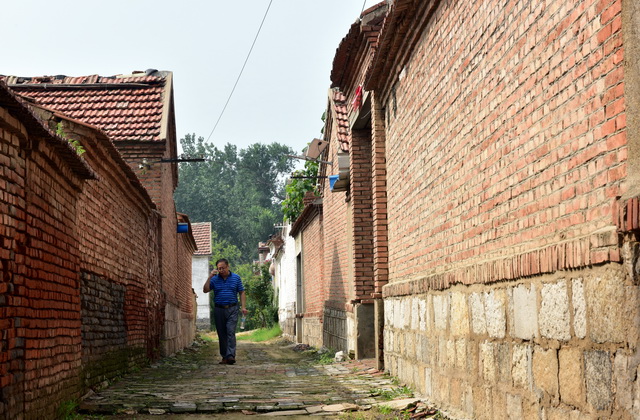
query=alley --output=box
[77,337,433,418]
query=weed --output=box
[57,400,107,420]
[339,405,411,419]
[57,400,78,419]
[370,385,413,400]
[56,122,86,156]
[308,350,335,365]
[377,405,395,414]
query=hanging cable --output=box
[360,0,368,16]
[206,0,274,143]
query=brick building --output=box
[291,0,640,417]
[289,3,387,361]
[0,71,197,419]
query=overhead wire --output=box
[206,0,274,143]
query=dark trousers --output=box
[214,305,239,359]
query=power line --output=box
[360,0,368,16]
[206,0,274,143]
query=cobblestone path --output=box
[79,338,423,418]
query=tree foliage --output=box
[281,159,319,223]
[175,134,295,263]
[243,262,277,329]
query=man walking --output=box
[203,258,248,365]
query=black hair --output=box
[215,258,229,267]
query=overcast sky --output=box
[2,0,381,156]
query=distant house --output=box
[191,222,212,330]
[266,224,298,341]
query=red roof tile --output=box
[2,71,170,142]
[0,80,96,180]
[330,2,387,90]
[331,89,350,153]
[191,222,212,256]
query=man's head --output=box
[215,258,230,275]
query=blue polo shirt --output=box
[209,272,244,305]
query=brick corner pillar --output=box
[371,91,388,369]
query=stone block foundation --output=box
[383,264,640,419]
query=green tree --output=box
[243,262,277,329]
[281,159,319,222]
[175,134,295,262]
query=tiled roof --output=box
[365,0,434,91]
[331,90,350,153]
[191,222,212,256]
[0,80,96,180]
[330,2,387,90]
[2,71,170,142]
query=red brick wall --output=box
[0,93,169,419]
[351,128,375,301]
[0,107,27,419]
[381,0,626,290]
[0,105,87,419]
[321,124,353,310]
[301,211,324,317]
[370,93,388,297]
[300,210,324,347]
[118,138,195,356]
[67,122,163,387]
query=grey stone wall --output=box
[81,273,145,389]
[383,265,640,418]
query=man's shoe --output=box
[226,356,236,365]
[218,358,228,364]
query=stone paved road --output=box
[79,338,423,418]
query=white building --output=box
[267,224,298,341]
[191,222,212,330]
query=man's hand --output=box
[240,291,248,315]
[203,270,217,293]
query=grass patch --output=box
[198,333,216,342]
[339,405,410,419]
[312,350,335,364]
[237,324,282,342]
[370,385,414,400]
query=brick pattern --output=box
[301,211,324,316]
[81,273,147,390]
[350,128,374,300]
[367,0,634,417]
[0,83,186,419]
[321,116,354,311]
[380,0,625,285]
[370,93,388,297]
[0,105,86,419]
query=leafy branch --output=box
[281,159,319,223]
